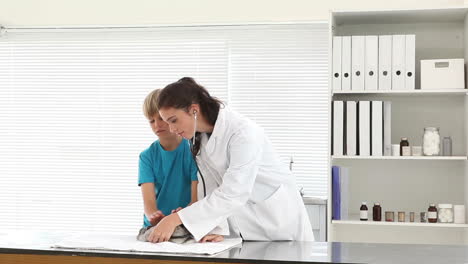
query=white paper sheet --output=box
[52,233,242,255]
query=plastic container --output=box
[392,144,400,156]
[454,205,466,224]
[412,146,422,156]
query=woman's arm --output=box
[177,129,261,241]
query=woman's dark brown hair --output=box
[157,77,222,156]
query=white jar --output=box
[423,127,440,156]
[438,204,454,223]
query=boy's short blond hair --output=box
[143,89,161,119]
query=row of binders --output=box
[332,35,415,91]
[333,100,392,156]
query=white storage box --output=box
[420,59,465,90]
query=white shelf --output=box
[333,7,468,25]
[332,156,468,160]
[332,89,468,95]
[333,219,468,228]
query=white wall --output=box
[0,0,464,27]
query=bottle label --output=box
[428,211,437,219]
[360,211,368,219]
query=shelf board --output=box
[332,89,468,95]
[332,220,468,228]
[333,7,468,25]
[332,156,467,160]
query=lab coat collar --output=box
[204,105,227,155]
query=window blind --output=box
[0,24,328,234]
[227,25,329,198]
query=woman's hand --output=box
[200,234,224,243]
[148,210,165,226]
[148,213,182,243]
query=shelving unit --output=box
[332,156,468,160]
[328,7,468,246]
[332,89,468,95]
[332,220,468,228]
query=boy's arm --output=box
[189,181,198,205]
[172,181,199,214]
[141,182,164,226]
[170,155,199,213]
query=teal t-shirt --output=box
[138,139,198,227]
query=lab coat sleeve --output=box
[178,128,261,241]
[206,219,230,236]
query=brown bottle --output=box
[373,203,382,221]
[360,202,368,221]
[428,204,438,223]
[400,137,409,156]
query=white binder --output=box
[332,36,342,91]
[405,34,416,90]
[358,101,371,156]
[392,35,406,90]
[378,35,392,90]
[371,101,383,156]
[352,36,365,90]
[383,101,392,156]
[365,36,378,90]
[342,36,352,91]
[333,101,344,156]
[346,101,357,156]
[340,167,349,220]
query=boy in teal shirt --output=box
[137,89,198,240]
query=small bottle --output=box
[372,203,382,221]
[428,204,438,223]
[398,211,406,222]
[360,202,368,221]
[385,211,394,222]
[442,137,452,156]
[400,138,409,156]
[420,212,427,223]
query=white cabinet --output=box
[303,197,327,242]
[328,7,468,245]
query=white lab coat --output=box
[178,107,314,242]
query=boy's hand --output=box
[148,210,165,226]
[171,207,183,214]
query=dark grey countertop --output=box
[1,234,468,264]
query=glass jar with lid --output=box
[438,204,454,223]
[423,127,440,156]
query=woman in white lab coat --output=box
[147,77,314,243]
